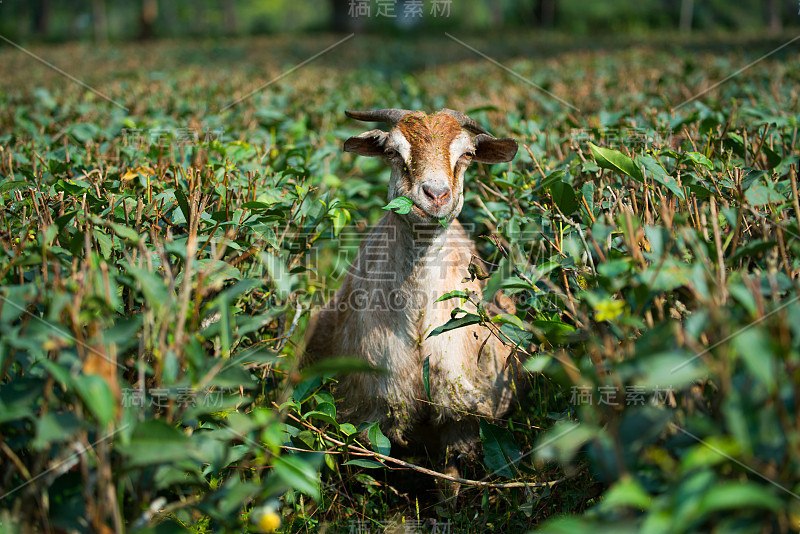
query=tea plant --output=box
[0,31,799,533]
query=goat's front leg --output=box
[435,418,481,502]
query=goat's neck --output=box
[384,211,451,265]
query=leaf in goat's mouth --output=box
[382,197,449,227]
[381,196,414,215]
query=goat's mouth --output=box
[412,203,453,221]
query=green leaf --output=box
[343,459,385,469]
[216,292,232,357]
[589,143,643,181]
[74,374,115,426]
[535,421,597,465]
[339,423,358,436]
[108,222,141,243]
[581,181,595,214]
[0,285,37,325]
[491,313,529,331]
[259,252,292,299]
[54,212,78,235]
[762,144,782,169]
[0,180,27,194]
[215,479,261,517]
[680,436,740,472]
[529,320,576,342]
[435,290,470,302]
[331,206,350,236]
[731,239,776,263]
[732,328,776,392]
[305,410,339,428]
[683,151,713,169]
[697,483,782,515]
[422,355,431,401]
[194,258,242,284]
[272,454,320,500]
[499,322,532,346]
[637,154,685,199]
[174,188,191,223]
[367,422,391,456]
[124,264,169,312]
[427,313,481,338]
[599,477,651,511]
[745,184,784,206]
[93,229,112,259]
[549,180,579,214]
[381,196,414,215]
[292,377,322,404]
[33,412,83,450]
[523,355,552,373]
[305,403,339,429]
[480,419,522,479]
[68,123,99,143]
[624,350,706,389]
[118,420,196,467]
[301,357,386,379]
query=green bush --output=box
[0,32,799,532]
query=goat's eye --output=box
[456,151,475,168]
[385,149,400,159]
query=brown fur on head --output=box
[344,109,518,224]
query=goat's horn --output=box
[440,108,492,136]
[345,109,414,125]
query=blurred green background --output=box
[4,0,798,42]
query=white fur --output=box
[448,132,473,171]
[388,129,412,163]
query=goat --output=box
[305,108,519,462]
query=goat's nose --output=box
[422,184,451,207]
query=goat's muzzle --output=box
[422,183,452,208]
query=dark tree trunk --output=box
[540,0,555,28]
[487,0,504,28]
[679,0,693,33]
[32,0,51,36]
[93,0,108,43]
[766,0,782,32]
[192,2,206,36]
[222,0,237,35]
[139,0,158,40]
[526,0,555,27]
[330,0,361,32]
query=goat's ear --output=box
[473,134,518,163]
[344,129,389,157]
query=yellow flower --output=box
[594,298,625,322]
[251,501,281,532]
[576,275,588,290]
[121,166,154,181]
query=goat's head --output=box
[343,109,518,223]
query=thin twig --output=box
[279,405,565,490]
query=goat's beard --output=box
[401,194,463,224]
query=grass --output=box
[1,29,799,533]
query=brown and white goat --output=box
[305,109,519,460]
